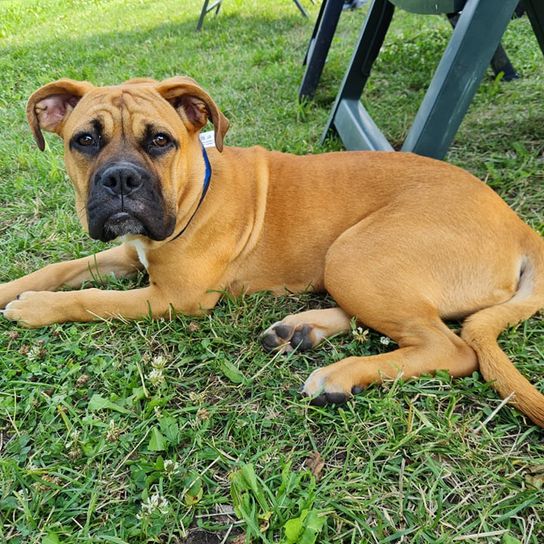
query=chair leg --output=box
[299,0,345,100]
[490,44,519,81]
[196,0,223,31]
[321,0,395,142]
[293,0,309,17]
[402,0,519,159]
[197,0,211,31]
[447,12,519,81]
[303,0,328,66]
[525,0,544,57]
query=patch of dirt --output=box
[183,529,222,544]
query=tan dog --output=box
[1,77,544,426]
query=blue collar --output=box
[172,145,212,241]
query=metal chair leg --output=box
[525,0,544,57]
[197,0,210,31]
[293,0,309,17]
[321,0,395,148]
[447,12,519,81]
[402,0,519,159]
[303,0,328,66]
[299,0,345,99]
[197,0,223,31]
[490,45,519,81]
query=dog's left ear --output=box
[156,76,229,152]
[27,79,94,151]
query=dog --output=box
[1,77,543,426]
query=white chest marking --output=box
[132,240,149,270]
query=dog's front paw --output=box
[261,322,318,353]
[3,291,66,328]
[302,362,363,406]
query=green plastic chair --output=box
[321,0,544,159]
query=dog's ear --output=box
[27,79,94,151]
[155,76,229,152]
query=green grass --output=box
[1,1,544,542]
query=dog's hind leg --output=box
[302,212,487,404]
[261,307,352,353]
[302,314,478,404]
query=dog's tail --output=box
[461,234,544,427]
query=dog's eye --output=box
[77,134,96,147]
[144,130,176,157]
[152,134,170,147]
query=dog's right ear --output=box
[27,79,94,151]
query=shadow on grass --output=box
[1,13,311,98]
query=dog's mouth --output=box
[86,161,176,242]
[102,212,147,241]
[88,204,175,243]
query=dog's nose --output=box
[100,164,143,196]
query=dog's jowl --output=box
[1,77,543,426]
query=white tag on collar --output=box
[199,131,215,148]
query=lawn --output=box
[1,0,543,542]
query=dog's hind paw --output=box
[261,322,318,353]
[302,362,365,406]
[306,391,350,406]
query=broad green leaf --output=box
[302,510,327,543]
[235,464,269,511]
[282,509,326,544]
[148,427,167,451]
[502,536,523,544]
[218,360,247,384]
[87,394,130,414]
[42,533,61,544]
[184,474,203,506]
[159,415,180,446]
[284,514,304,542]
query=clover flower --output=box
[352,326,369,343]
[163,459,180,478]
[151,355,167,370]
[147,368,165,387]
[137,493,169,519]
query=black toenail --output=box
[351,386,363,394]
[291,324,314,351]
[309,394,328,406]
[274,324,292,340]
[326,392,348,404]
[261,333,279,351]
[291,330,303,346]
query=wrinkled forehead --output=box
[64,85,182,138]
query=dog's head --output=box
[27,77,229,242]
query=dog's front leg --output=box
[3,285,172,328]
[3,263,225,327]
[0,244,142,309]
